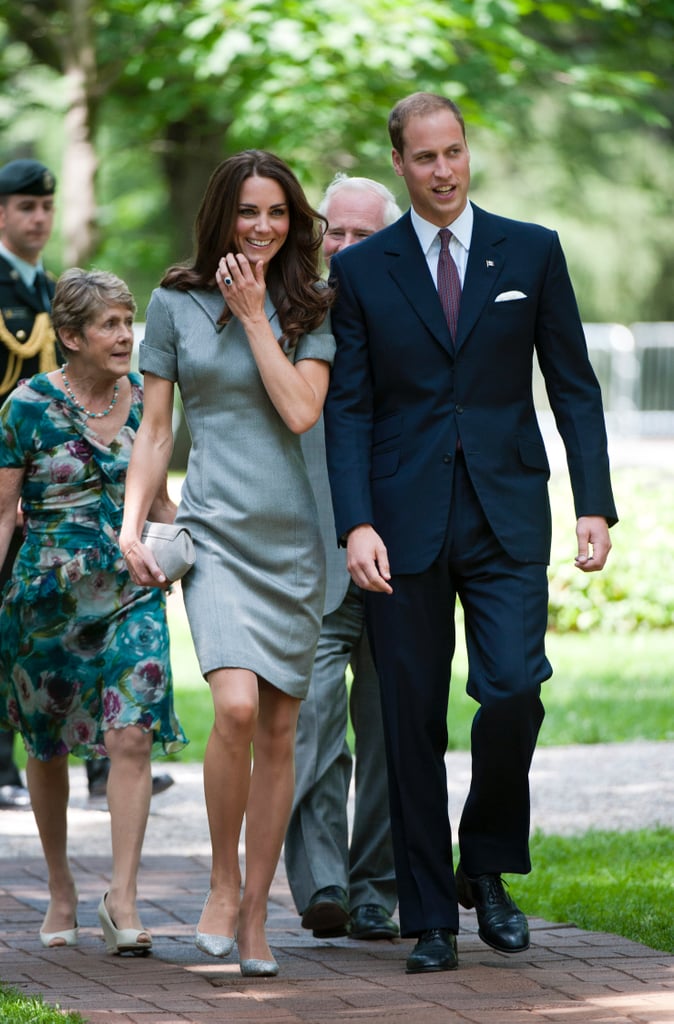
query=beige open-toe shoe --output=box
[40,897,79,948]
[98,892,152,955]
[40,923,79,948]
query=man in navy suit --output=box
[324,93,617,974]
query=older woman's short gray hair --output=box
[318,174,402,227]
[52,267,136,335]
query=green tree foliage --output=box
[0,1,671,314]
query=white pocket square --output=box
[494,290,527,302]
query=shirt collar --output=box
[0,241,43,289]
[410,201,474,256]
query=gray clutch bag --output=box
[140,521,195,582]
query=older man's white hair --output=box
[319,173,401,226]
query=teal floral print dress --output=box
[0,372,187,762]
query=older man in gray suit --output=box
[284,175,402,941]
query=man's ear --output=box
[391,148,404,177]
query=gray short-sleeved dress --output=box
[140,287,335,699]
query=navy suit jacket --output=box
[324,203,617,573]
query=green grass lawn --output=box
[166,598,674,756]
[0,985,85,1024]
[505,827,674,955]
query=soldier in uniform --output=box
[0,159,58,809]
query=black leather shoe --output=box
[350,904,400,940]
[406,928,458,973]
[151,773,175,797]
[0,784,31,810]
[89,773,175,799]
[456,864,530,953]
[312,923,350,938]
[301,885,350,934]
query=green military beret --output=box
[0,158,56,196]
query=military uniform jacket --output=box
[0,254,57,398]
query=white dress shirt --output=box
[409,202,473,288]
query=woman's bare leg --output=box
[103,725,152,936]
[25,753,77,941]
[237,681,301,962]
[198,668,259,940]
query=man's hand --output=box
[346,524,393,593]
[575,516,612,572]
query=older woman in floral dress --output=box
[0,268,186,954]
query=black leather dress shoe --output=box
[88,773,175,799]
[301,885,350,935]
[0,784,31,810]
[313,922,349,938]
[350,904,400,940]
[406,928,458,973]
[151,773,175,797]
[456,864,530,953]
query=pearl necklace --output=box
[60,364,120,419]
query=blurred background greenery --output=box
[1,0,672,323]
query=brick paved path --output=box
[1,756,673,1024]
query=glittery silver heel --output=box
[194,891,235,958]
[240,957,279,977]
[195,929,235,957]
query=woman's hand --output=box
[0,468,24,568]
[120,536,170,591]
[214,253,330,434]
[216,254,266,325]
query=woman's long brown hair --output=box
[161,150,333,347]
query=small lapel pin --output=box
[486,260,495,268]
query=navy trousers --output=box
[366,452,549,937]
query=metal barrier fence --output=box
[533,322,674,437]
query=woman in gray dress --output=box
[120,151,334,976]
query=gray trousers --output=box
[285,582,397,915]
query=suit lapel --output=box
[385,214,454,356]
[455,204,505,351]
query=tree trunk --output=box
[61,67,99,265]
[160,116,230,262]
[61,0,99,266]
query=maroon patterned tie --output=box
[437,228,462,343]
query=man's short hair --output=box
[319,173,401,227]
[388,93,466,155]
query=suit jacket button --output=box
[443,453,453,464]
[455,404,464,414]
